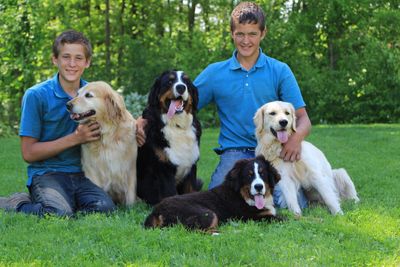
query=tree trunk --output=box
[105,0,111,74]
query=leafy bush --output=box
[123,91,148,119]
[0,122,15,137]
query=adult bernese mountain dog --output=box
[137,70,202,205]
[144,156,283,232]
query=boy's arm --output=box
[21,122,101,163]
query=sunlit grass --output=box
[0,125,399,266]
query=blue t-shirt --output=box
[194,49,305,152]
[19,73,87,186]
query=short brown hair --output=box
[52,30,92,59]
[230,2,266,32]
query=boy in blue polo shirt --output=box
[0,30,115,216]
[194,2,311,209]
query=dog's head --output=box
[224,156,281,213]
[67,81,126,124]
[254,101,296,144]
[147,70,198,119]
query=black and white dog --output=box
[144,156,283,231]
[137,70,202,205]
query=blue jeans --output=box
[208,149,308,209]
[18,172,115,217]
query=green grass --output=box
[1,125,399,266]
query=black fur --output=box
[137,70,202,205]
[144,156,283,231]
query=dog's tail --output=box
[332,168,360,203]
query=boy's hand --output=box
[74,121,101,144]
[135,117,147,147]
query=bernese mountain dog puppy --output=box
[144,156,283,232]
[137,70,202,205]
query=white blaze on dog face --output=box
[173,71,189,101]
[250,162,266,210]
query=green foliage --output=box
[1,125,400,265]
[123,91,148,119]
[0,0,399,129]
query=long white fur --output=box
[161,107,199,183]
[254,101,359,215]
[69,81,137,206]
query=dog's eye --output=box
[285,111,290,115]
[85,93,93,98]
[269,112,276,116]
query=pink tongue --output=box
[277,130,288,143]
[167,100,178,119]
[254,195,265,210]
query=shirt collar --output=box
[229,48,267,71]
[52,73,87,99]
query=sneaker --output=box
[0,192,31,211]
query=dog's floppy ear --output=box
[187,79,199,113]
[289,103,297,132]
[105,92,123,122]
[148,75,162,108]
[253,106,265,140]
[224,159,249,191]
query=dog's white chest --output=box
[162,115,199,182]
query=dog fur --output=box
[254,101,359,215]
[137,70,202,205]
[144,156,282,231]
[67,81,137,206]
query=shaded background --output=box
[0,0,399,134]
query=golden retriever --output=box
[67,81,137,206]
[254,101,359,215]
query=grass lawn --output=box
[1,125,399,266]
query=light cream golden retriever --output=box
[67,81,137,206]
[254,101,359,215]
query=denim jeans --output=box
[18,172,115,217]
[208,148,308,209]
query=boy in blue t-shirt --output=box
[193,2,311,208]
[0,30,115,216]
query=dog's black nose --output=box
[66,102,72,111]
[279,119,288,127]
[175,84,186,95]
[254,183,264,192]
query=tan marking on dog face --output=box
[159,89,175,112]
[240,184,252,203]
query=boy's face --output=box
[231,22,266,61]
[52,43,91,87]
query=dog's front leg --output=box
[278,176,302,216]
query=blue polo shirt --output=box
[194,49,305,153]
[19,73,87,186]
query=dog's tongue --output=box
[277,130,288,143]
[167,100,183,119]
[254,195,265,210]
[70,113,80,120]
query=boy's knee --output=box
[91,199,116,214]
